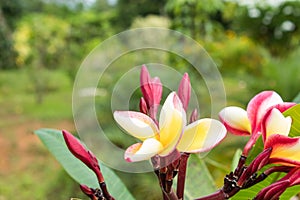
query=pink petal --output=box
[265,134,300,166]
[219,106,251,136]
[247,91,283,135]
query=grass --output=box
[0,69,78,199]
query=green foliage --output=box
[232,171,300,200]
[183,154,216,199]
[234,1,300,57]
[283,104,300,137]
[206,34,266,76]
[0,69,73,119]
[34,128,135,200]
[231,149,242,172]
[14,13,70,69]
[165,0,227,40]
[116,0,167,28]
[293,92,300,104]
[257,48,300,101]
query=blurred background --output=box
[0,0,300,199]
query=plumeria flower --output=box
[237,103,296,187]
[114,92,227,162]
[261,104,300,166]
[219,91,285,155]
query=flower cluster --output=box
[59,66,300,200]
[219,91,300,199]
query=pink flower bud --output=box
[255,180,290,200]
[62,130,104,183]
[140,65,162,106]
[140,65,162,119]
[189,108,198,123]
[178,73,191,111]
[238,148,272,186]
[139,97,148,115]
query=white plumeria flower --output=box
[114,92,227,162]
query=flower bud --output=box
[178,73,191,111]
[62,130,104,182]
[139,97,148,115]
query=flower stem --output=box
[195,190,226,200]
[165,189,179,200]
[176,153,190,199]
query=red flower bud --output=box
[62,130,104,183]
[255,180,290,200]
[80,184,94,196]
[139,97,148,115]
[140,65,162,119]
[189,108,198,123]
[238,148,272,186]
[178,73,191,111]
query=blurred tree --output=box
[165,0,232,40]
[116,0,167,28]
[14,14,70,69]
[0,0,22,69]
[234,1,300,57]
[92,0,113,12]
[14,14,70,103]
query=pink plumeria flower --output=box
[261,104,300,166]
[114,92,227,162]
[219,91,285,155]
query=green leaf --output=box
[292,92,300,103]
[283,104,300,137]
[182,154,217,200]
[231,149,242,172]
[231,171,300,200]
[246,136,264,165]
[34,128,134,200]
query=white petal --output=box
[177,119,227,153]
[266,108,292,139]
[114,111,158,140]
[219,106,251,135]
[247,91,283,133]
[158,92,186,156]
[124,138,163,162]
